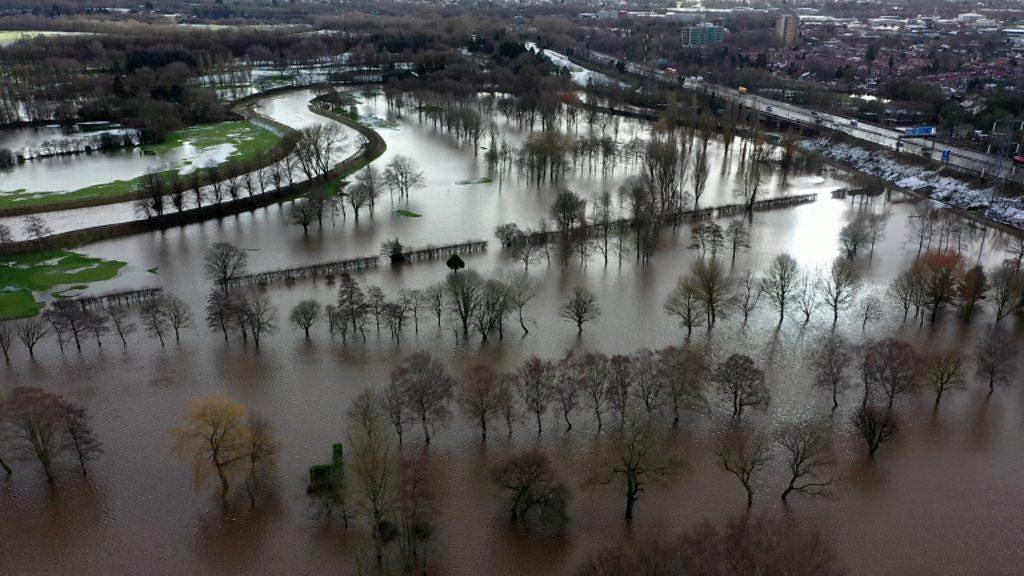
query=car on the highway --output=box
[850,120,858,127]
[1014,155,1024,166]
[764,106,773,113]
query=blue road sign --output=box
[903,126,936,138]
[941,150,951,162]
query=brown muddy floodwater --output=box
[1,89,1023,576]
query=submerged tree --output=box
[559,287,600,335]
[491,450,569,531]
[392,352,454,445]
[716,422,772,508]
[172,395,251,501]
[712,354,769,418]
[852,405,899,458]
[775,419,835,502]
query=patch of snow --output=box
[806,138,1024,230]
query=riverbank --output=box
[0,88,386,257]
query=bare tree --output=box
[518,357,554,434]
[761,253,799,326]
[0,320,13,363]
[559,287,600,335]
[203,242,248,288]
[664,277,704,337]
[392,352,454,445]
[62,402,103,477]
[140,299,169,346]
[506,271,537,336]
[659,346,708,427]
[578,352,609,431]
[444,270,484,338]
[491,450,569,529]
[812,334,852,411]
[22,214,52,240]
[161,294,193,343]
[15,317,49,359]
[852,405,899,458]
[240,290,277,348]
[926,351,967,409]
[384,154,425,201]
[288,198,319,234]
[108,307,137,348]
[690,258,731,327]
[989,261,1023,323]
[456,365,504,441]
[818,257,860,325]
[717,422,772,508]
[975,325,1017,396]
[713,354,769,418]
[289,299,322,339]
[861,338,921,409]
[726,220,750,265]
[605,418,677,521]
[775,420,835,502]
[243,413,278,509]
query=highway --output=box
[578,50,1023,184]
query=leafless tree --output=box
[505,271,537,336]
[457,364,505,441]
[0,320,14,363]
[713,354,769,418]
[384,154,425,202]
[605,355,634,427]
[989,261,1023,323]
[926,351,967,409]
[818,257,860,325]
[726,220,750,265]
[577,352,609,432]
[392,352,454,445]
[812,334,852,411]
[161,294,193,343]
[761,253,800,326]
[203,242,248,288]
[62,402,103,477]
[552,355,583,431]
[605,418,677,521]
[288,198,319,234]
[22,214,52,240]
[491,450,569,529]
[775,420,835,502]
[794,273,819,325]
[736,271,762,325]
[240,290,277,348]
[517,357,554,434]
[107,307,137,348]
[659,346,708,427]
[975,325,1017,396]
[716,422,772,508]
[3,387,97,483]
[289,299,322,339]
[15,316,48,358]
[861,338,921,409]
[560,287,600,335]
[631,349,663,415]
[852,405,899,458]
[242,413,278,509]
[690,258,731,327]
[444,270,484,338]
[665,277,704,338]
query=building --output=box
[775,14,801,46]
[682,22,727,47]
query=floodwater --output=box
[1,89,1024,576]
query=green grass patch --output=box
[0,120,280,211]
[0,249,126,319]
[0,290,43,319]
[394,209,422,218]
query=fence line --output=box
[229,239,488,287]
[72,287,163,310]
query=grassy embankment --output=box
[0,120,280,211]
[0,249,125,319]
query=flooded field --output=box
[1,88,1023,576]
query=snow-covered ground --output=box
[807,138,1024,230]
[524,42,622,88]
